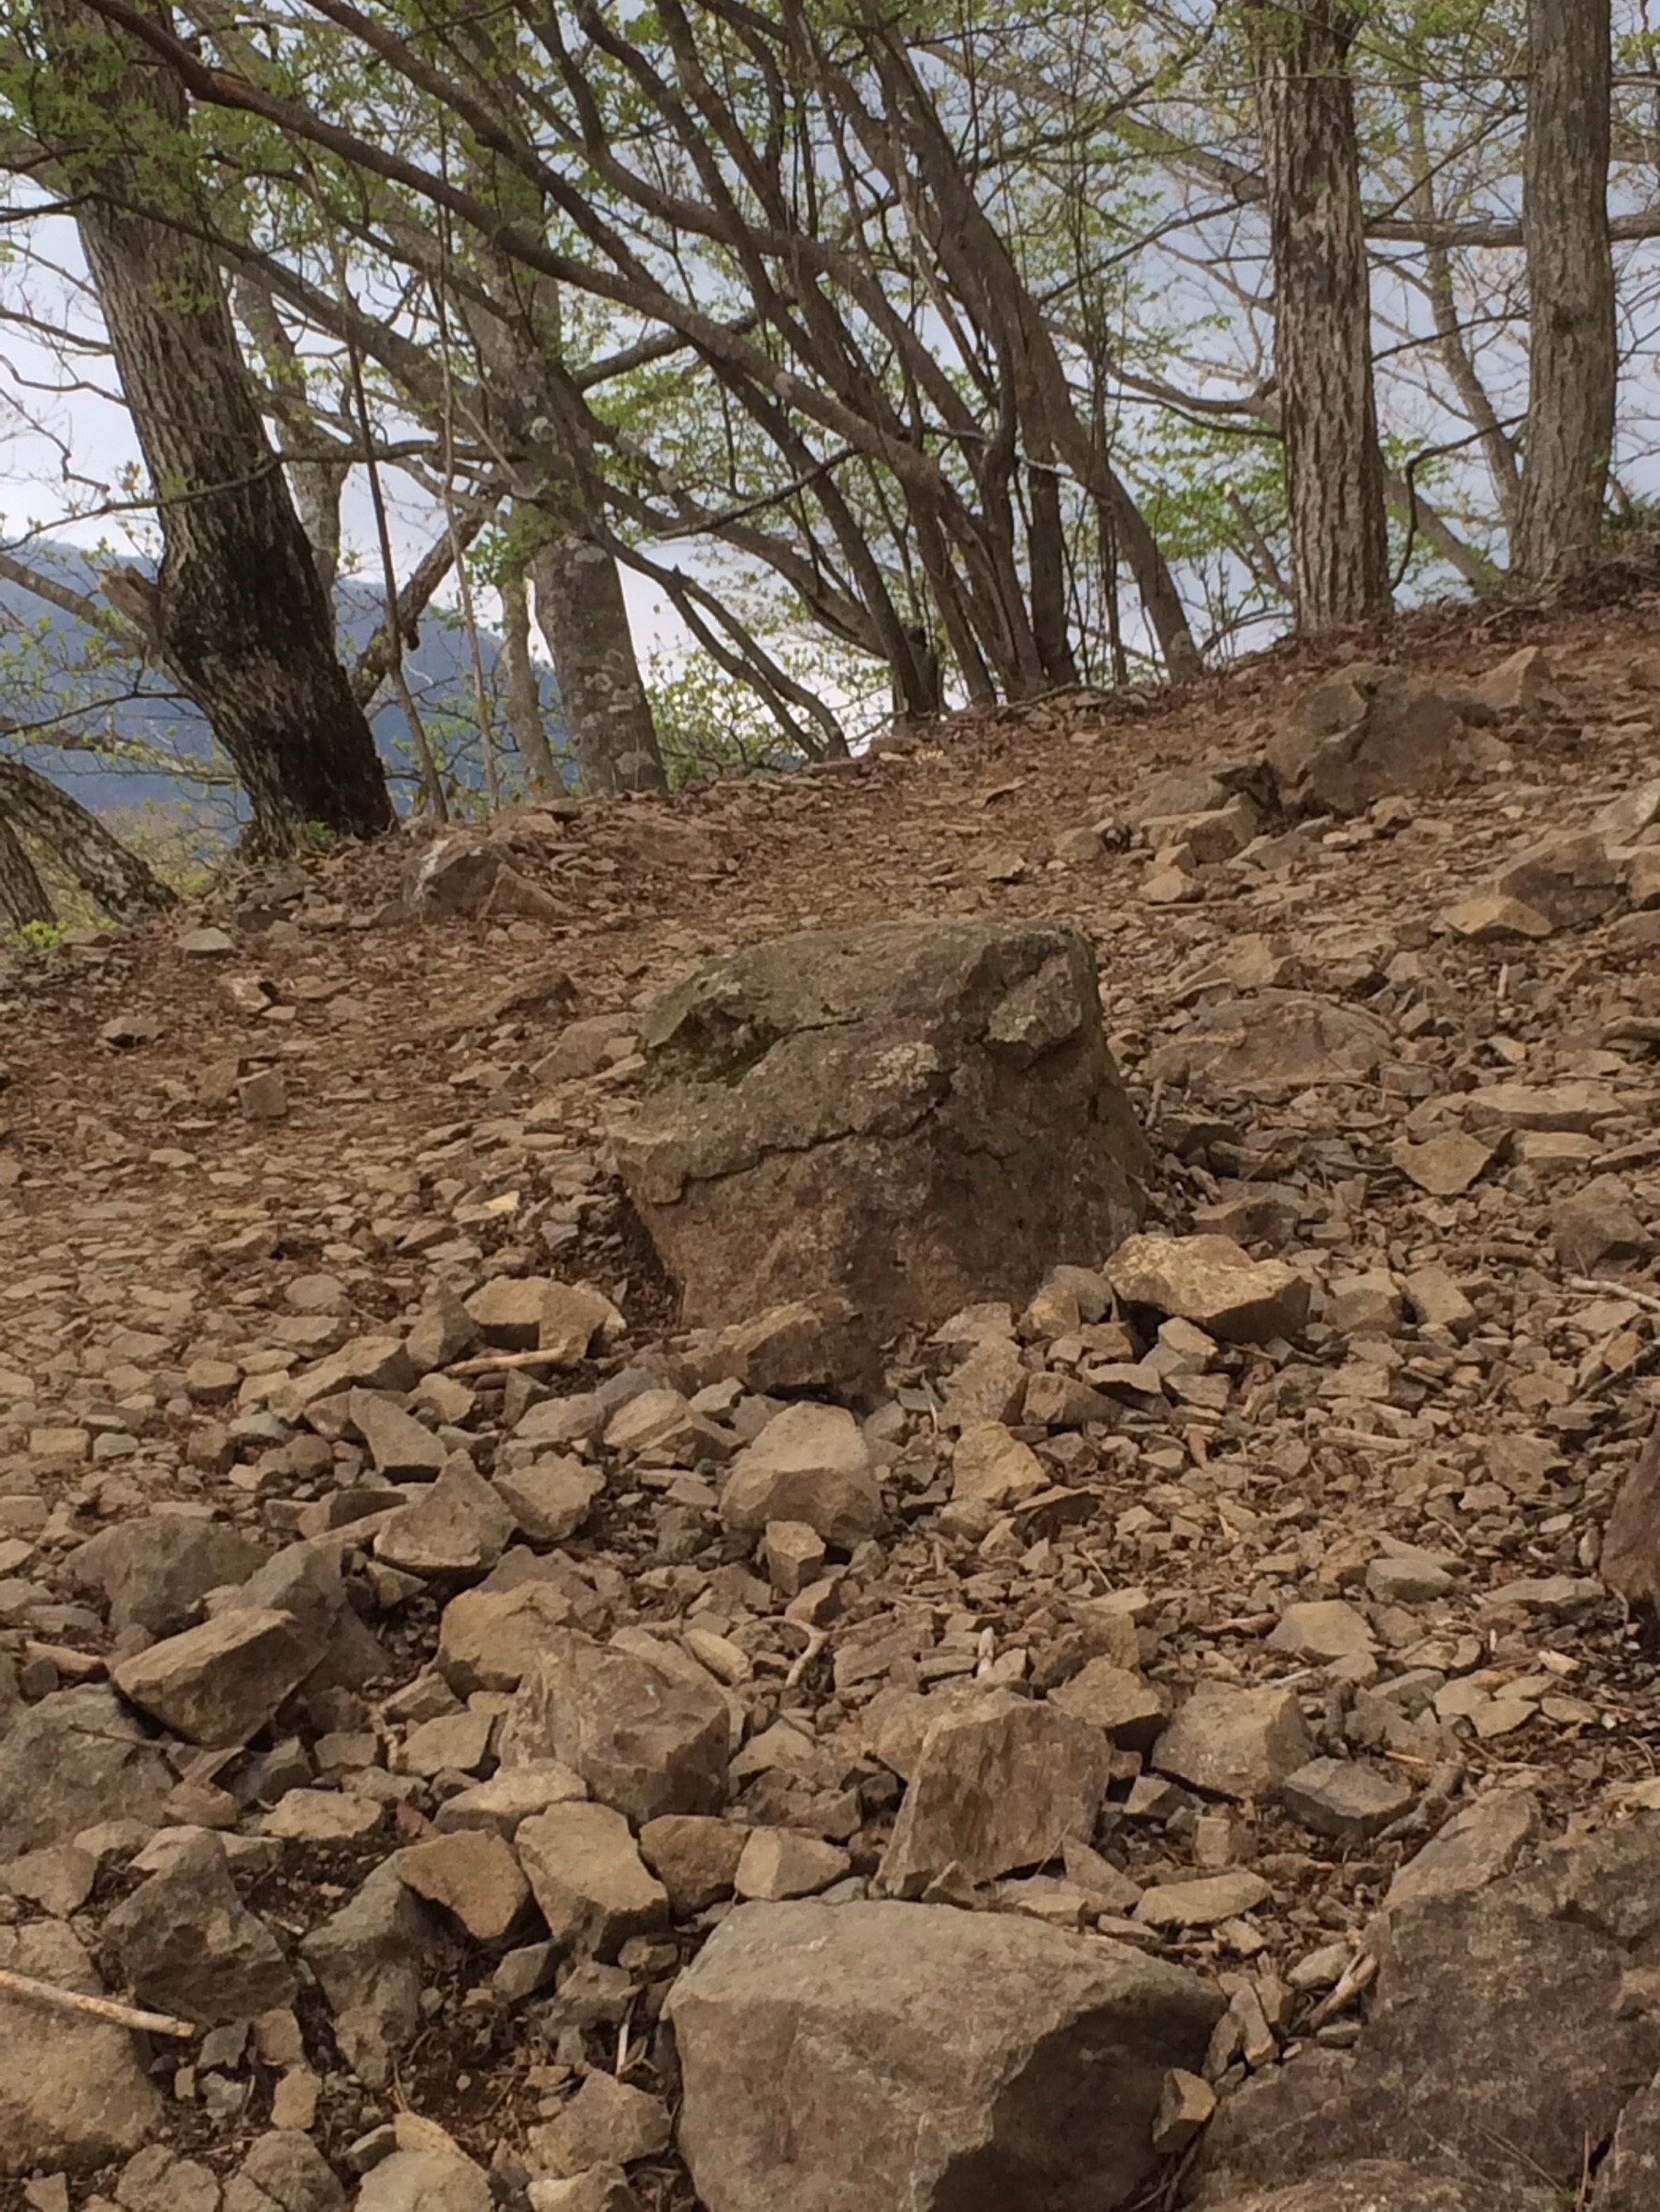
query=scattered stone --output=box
[105,1832,297,2025]
[505,1630,729,1823]
[531,2073,671,2176]
[66,1516,266,1636]
[1493,829,1622,929]
[667,1900,1223,2212]
[266,1790,384,1844]
[1154,2069,1216,2155]
[435,1764,589,1838]
[230,2132,344,2212]
[1551,1174,1655,1276]
[1049,1661,1168,1751]
[1267,1601,1375,1666]
[466,1277,553,1350]
[1280,1759,1414,1841]
[112,1608,319,1747]
[760,1521,827,1597]
[527,2175,639,2212]
[493,1459,604,1545]
[1402,1266,1475,1334]
[0,1684,172,1854]
[349,1391,447,1480]
[355,2146,492,2212]
[734,1827,851,1899]
[1379,1789,1542,1918]
[398,1830,530,1941]
[719,1403,883,1546]
[1267,668,1487,818]
[1136,1870,1271,1928]
[1107,1234,1310,1345]
[1391,1131,1495,1198]
[612,921,1148,1338]
[638,1814,751,1913]
[879,1688,1111,1895]
[438,1583,586,1695]
[115,2145,221,2212]
[373,1460,514,1576]
[515,1802,669,1958]
[1153,1681,1316,1802]
[0,1919,161,2174]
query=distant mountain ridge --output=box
[0,542,567,821]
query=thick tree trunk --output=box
[1513,0,1616,581]
[1250,1,1391,629]
[0,758,176,922]
[498,549,563,793]
[0,806,52,931]
[39,1,392,856]
[530,525,665,797]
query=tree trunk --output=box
[0,806,52,931]
[1513,0,1615,580]
[530,526,665,796]
[0,758,176,921]
[38,0,392,855]
[1250,1,1391,628]
[498,548,563,792]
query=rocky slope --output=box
[5,587,1660,2211]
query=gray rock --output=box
[1551,1174,1655,1277]
[1107,1233,1309,1345]
[516,1801,669,1959]
[1196,2165,1536,2212]
[667,1899,1223,2212]
[231,2132,345,2212]
[104,1830,298,2025]
[113,1607,320,1747]
[66,1514,267,1634]
[531,2072,671,2174]
[1144,991,1393,1096]
[0,1683,171,1855]
[1153,1681,1316,1802]
[348,1390,447,1479]
[527,2174,640,2212]
[354,2149,492,2212]
[879,1688,1111,1895]
[1267,669,1491,818]
[1599,2070,1660,2212]
[0,1919,161,2174]
[612,921,1148,1341]
[719,1403,884,1546]
[301,1859,437,2088]
[1196,1821,1660,2204]
[114,2146,222,2212]
[493,1458,604,1544]
[504,1629,729,1823]
[372,1459,513,1576]
[1280,1759,1414,1842]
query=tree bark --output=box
[498,546,563,792]
[530,531,663,794]
[0,806,53,931]
[1249,1,1391,629]
[37,0,392,855]
[1513,0,1616,581]
[0,758,176,921]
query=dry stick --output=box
[1303,1948,1378,2030]
[446,1348,568,1376]
[0,1966,195,2039]
[1566,1275,1660,1315]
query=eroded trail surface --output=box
[7,596,1660,2212]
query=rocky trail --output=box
[8,587,1660,2212]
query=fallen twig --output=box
[0,1967,195,2039]
[1303,1948,1378,2030]
[446,1348,571,1375]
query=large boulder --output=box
[611,922,1147,1343]
[1193,1817,1660,2206]
[1267,667,1500,818]
[0,1920,162,2174]
[666,1899,1223,2212]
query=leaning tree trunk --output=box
[530,513,665,797]
[1513,0,1616,582]
[1249,1,1391,629]
[0,805,52,930]
[37,0,392,856]
[498,546,563,793]
[0,758,176,921]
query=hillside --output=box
[0,548,567,819]
[3,579,1660,2212]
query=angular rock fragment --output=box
[1280,1758,1413,1842]
[612,921,1148,1338]
[113,1607,318,1747]
[65,1513,267,1636]
[667,1899,1223,2212]
[1107,1233,1309,1345]
[516,1802,668,1958]
[719,1403,883,1546]
[505,1629,729,1823]
[879,1687,1111,1895]
[301,1860,436,2089]
[105,1830,298,2024]
[1153,1681,1315,1801]
[0,1683,171,1855]
[0,1920,161,2175]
